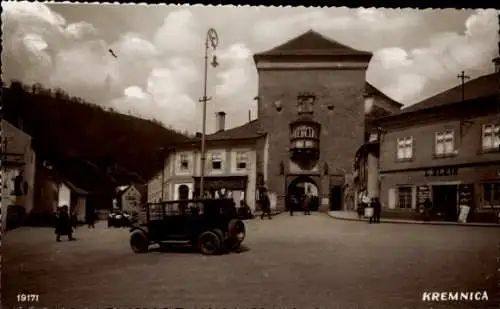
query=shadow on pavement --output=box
[150,243,251,255]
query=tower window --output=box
[297,93,315,114]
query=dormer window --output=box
[297,92,315,114]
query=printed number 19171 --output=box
[17,293,40,303]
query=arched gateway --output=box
[286,176,319,211]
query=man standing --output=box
[260,187,272,220]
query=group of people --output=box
[258,187,315,220]
[288,190,313,216]
[357,192,382,223]
[54,205,97,242]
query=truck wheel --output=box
[130,230,149,253]
[198,230,222,255]
[212,228,226,252]
[228,219,246,240]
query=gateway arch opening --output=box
[287,177,319,211]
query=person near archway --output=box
[259,187,272,220]
[303,188,312,215]
[372,197,382,223]
[288,193,297,216]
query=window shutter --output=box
[388,188,396,209]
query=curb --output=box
[327,213,500,228]
[253,210,282,217]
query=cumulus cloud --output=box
[253,8,422,51]
[153,9,201,54]
[111,56,200,132]
[3,3,498,132]
[3,3,203,131]
[213,43,258,129]
[65,21,99,40]
[216,43,253,97]
[367,9,498,104]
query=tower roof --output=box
[254,30,372,59]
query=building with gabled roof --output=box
[147,29,402,213]
[370,70,500,223]
[147,112,267,212]
[252,29,402,212]
[115,184,143,213]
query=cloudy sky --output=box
[2,3,499,133]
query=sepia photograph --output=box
[1,2,499,308]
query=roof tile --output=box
[400,72,499,114]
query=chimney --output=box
[216,111,226,132]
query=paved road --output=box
[2,214,498,309]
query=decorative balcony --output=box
[289,115,321,162]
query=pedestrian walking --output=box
[372,197,382,223]
[368,198,379,223]
[289,194,297,216]
[239,200,253,219]
[422,198,432,221]
[303,190,312,215]
[357,191,368,219]
[55,205,75,242]
[70,205,78,230]
[260,188,272,220]
[86,208,96,229]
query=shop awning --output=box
[193,176,248,191]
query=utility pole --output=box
[198,28,219,198]
[457,71,471,141]
[457,70,470,102]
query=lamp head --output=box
[211,55,219,68]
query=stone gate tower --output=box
[253,30,373,212]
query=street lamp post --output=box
[199,28,219,198]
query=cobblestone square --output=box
[2,214,498,309]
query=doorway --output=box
[178,185,189,200]
[432,185,458,221]
[330,185,343,211]
[287,177,319,211]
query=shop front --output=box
[193,176,251,209]
[380,164,500,223]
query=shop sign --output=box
[424,167,458,177]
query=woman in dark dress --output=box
[86,208,96,228]
[55,205,74,241]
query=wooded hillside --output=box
[3,81,192,193]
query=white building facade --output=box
[119,185,142,213]
[1,120,37,230]
[147,113,266,212]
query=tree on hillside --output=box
[3,81,193,190]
